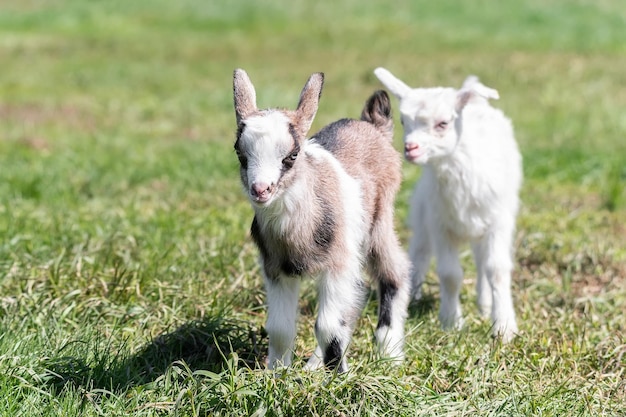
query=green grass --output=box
[0,0,625,415]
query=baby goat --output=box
[233,69,410,371]
[375,68,522,342]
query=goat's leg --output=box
[314,268,367,372]
[435,239,464,330]
[369,222,411,362]
[264,275,301,369]
[408,186,431,301]
[478,227,518,342]
[304,345,324,370]
[408,228,432,302]
[471,242,492,317]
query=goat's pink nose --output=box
[251,182,271,198]
[405,142,419,151]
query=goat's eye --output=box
[235,150,248,168]
[282,151,298,167]
[435,121,449,131]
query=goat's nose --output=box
[251,182,271,198]
[405,142,419,151]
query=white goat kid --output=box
[233,69,410,371]
[375,67,522,342]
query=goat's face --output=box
[397,88,459,165]
[234,110,301,206]
[233,69,323,207]
[374,67,498,165]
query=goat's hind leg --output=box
[314,267,367,372]
[477,227,518,342]
[369,223,411,362]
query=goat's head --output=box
[233,69,323,206]
[374,67,498,165]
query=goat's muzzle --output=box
[251,182,274,204]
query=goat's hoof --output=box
[303,354,324,371]
[492,322,518,343]
[478,303,493,318]
[439,314,464,331]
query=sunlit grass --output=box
[0,0,624,415]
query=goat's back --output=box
[458,102,522,198]
[312,88,399,187]
[311,117,402,224]
[313,118,397,173]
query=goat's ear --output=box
[456,76,499,111]
[374,67,411,99]
[233,69,258,124]
[294,72,324,137]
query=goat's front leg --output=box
[408,223,432,302]
[408,186,432,301]
[472,241,492,317]
[264,275,301,370]
[314,269,367,372]
[435,239,464,330]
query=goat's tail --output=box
[361,90,394,140]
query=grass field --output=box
[0,0,625,415]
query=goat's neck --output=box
[430,146,468,178]
[426,137,475,201]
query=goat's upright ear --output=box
[456,75,499,111]
[294,72,324,137]
[374,67,411,99]
[233,69,258,124]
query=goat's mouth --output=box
[405,147,428,164]
[250,190,278,207]
[251,193,273,205]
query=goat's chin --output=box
[405,153,429,165]
[250,191,282,209]
[250,197,274,208]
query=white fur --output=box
[238,111,295,204]
[375,302,407,360]
[265,277,300,367]
[375,67,522,342]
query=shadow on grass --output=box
[408,293,437,318]
[39,297,437,395]
[39,315,267,393]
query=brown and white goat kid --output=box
[375,68,522,342]
[233,69,410,372]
